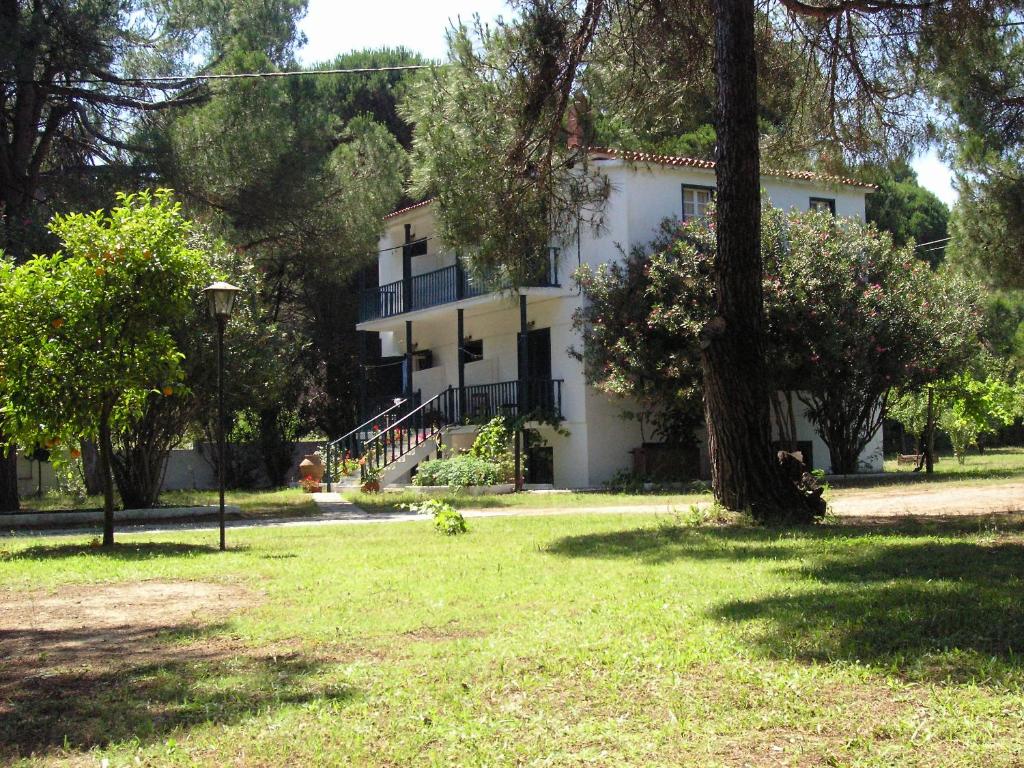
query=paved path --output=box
[5,481,1023,538]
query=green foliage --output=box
[413,455,513,489]
[887,390,930,451]
[0,189,209,447]
[937,373,1024,463]
[574,219,712,443]
[946,165,1024,290]
[400,498,469,536]
[576,205,982,473]
[864,165,950,265]
[469,416,514,462]
[764,209,981,472]
[0,189,209,539]
[403,18,610,284]
[152,48,416,438]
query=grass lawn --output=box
[2,512,1023,766]
[881,446,1024,478]
[343,487,712,513]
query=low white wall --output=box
[15,440,327,498]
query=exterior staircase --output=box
[324,380,564,490]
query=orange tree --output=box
[0,190,209,545]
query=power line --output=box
[13,63,437,87]
[915,236,951,249]
[46,63,438,87]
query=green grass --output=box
[343,487,712,513]
[2,512,1024,766]
[882,446,1024,477]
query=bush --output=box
[413,454,512,488]
[400,498,469,536]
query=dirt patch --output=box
[830,481,1024,519]
[0,580,252,679]
[399,620,486,642]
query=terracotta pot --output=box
[298,454,324,482]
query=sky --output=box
[298,0,958,207]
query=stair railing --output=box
[361,385,457,482]
[324,393,419,491]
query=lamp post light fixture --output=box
[203,281,241,551]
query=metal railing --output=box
[359,248,561,322]
[324,394,418,490]
[326,380,565,485]
[459,379,563,423]
[361,387,458,480]
[359,379,564,481]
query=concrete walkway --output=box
[4,481,1023,539]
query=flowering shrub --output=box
[575,205,982,473]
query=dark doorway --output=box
[526,445,554,484]
[526,327,552,380]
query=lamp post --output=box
[203,281,241,551]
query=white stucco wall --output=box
[368,161,876,487]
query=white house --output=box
[350,147,882,488]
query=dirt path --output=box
[829,481,1024,518]
[8,482,1023,539]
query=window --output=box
[462,339,483,363]
[809,197,836,214]
[413,350,433,371]
[682,184,715,222]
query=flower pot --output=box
[361,480,381,494]
[299,454,324,483]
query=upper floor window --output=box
[462,339,484,363]
[682,184,715,222]
[809,197,836,214]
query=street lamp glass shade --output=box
[203,281,241,319]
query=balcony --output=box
[359,248,561,323]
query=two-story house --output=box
[349,147,881,488]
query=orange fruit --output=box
[51,318,64,329]
[162,386,173,397]
[70,448,81,459]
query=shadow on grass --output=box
[545,520,1024,683]
[0,541,229,562]
[0,621,354,759]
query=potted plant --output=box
[360,458,382,493]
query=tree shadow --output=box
[711,537,1024,683]
[0,620,355,760]
[0,541,235,561]
[544,519,1024,684]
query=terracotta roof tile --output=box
[383,198,436,220]
[586,147,877,190]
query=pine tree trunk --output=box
[705,0,820,523]
[99,405,116,547]
[0,441,19,512]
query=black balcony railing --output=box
[458,379,563,423]
[324,379,564,489]
[359,248,561,322]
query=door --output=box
[524,327,553,413]
[526,328,551,381]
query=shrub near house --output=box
[576,206,981,474]
[413,417,516,489]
